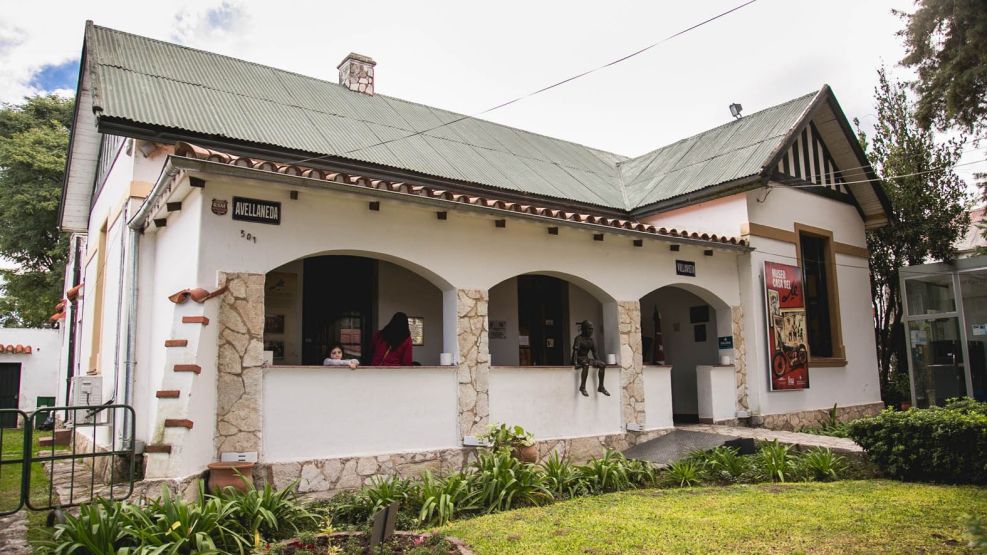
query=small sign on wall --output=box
[232,196,281,225]
[718,336,733,349]
[676,260,696,277]
[490,320,507,339]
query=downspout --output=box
[64,236,83,409]
[122,204,140,448]
[112,203,129,405]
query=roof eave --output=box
[58,21,94,232]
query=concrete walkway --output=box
[624,424,862,465]
[0,511,30,555]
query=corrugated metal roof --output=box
[86,23,818,211]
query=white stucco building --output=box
[0,328,62,425]
[56,22,891,492]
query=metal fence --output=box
[0,405,135,516]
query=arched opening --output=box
[263,254,449,366]
[639,284,731,422]
[488,272,613,367]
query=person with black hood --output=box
[371,312,413,366]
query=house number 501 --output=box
[240,230,257,243]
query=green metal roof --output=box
[85,23,817,211]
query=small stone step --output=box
[182,316,210,325]
[145,444,172,454]
[156,390,181,398]
[163,418,193,429]
[165,339,188,347]
[39,429,72,448]
[174,364,201,374]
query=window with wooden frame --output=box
[86,219,108,375]
[795,223,846,365]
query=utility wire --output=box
[291,0,759,165]
[770,158,987,190]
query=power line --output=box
[291,0,759,165]
[770,158,987,190]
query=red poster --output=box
[764,262,810,390]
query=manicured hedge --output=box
[847,400,987,484]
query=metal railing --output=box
[0,405,136,516]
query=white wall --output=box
[263,366,459,460]
[378,261,443,365]
[743,186,881,416]
[642,365,674,429]
[641,193,749,239]
[0,328,62,412]
[488,367,622,439]
[640,287,720,415]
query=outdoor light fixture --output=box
[729,103,743,119]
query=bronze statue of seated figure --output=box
[572,320,609,397]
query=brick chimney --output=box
[337,53,376,95]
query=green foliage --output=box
[577,450,631,493]
[478,423,534,450]
[663,459,704,487]
[39,481,317,555]
[856,69,969,404]
[409,471,472,527]
[539,451,588,499]
[695,445,753,483]
[798,404,851,438]
[847,402,987,484]
[0,94,73,327]
[796,448,846,482]
[895,0,987,136]
[468,449,552,513]
[756,441,795,483]
[623,456,660,488]
[944,396,987,416]
[962,513,987,552]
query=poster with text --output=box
[764,261,810,390]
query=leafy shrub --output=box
[847,404,987,484]
[624,457,660,488]
[478,423,534,451]
[408,471,473,527]
[695,446,752,483]
[962,514,987,552]
[540,452,588,499]
[578,450,631,493]
[944,397,987,416]
[663,459,704,487]
[43,497,136,554]
[799,404,852,438]
[219,481,319,543]
[468,449,552,513]
[756,441,795,482]
[795,447,846,482]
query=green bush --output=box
[756,441,795,483]
[664,459,704,487]
[408,471,473,527]
[847,403,987,484]
[694,446,752,483]
[478,423,534,451]
[795,447,846,482]
[468,449,553,513]
[578,450,631,493]
[540,452,588,499]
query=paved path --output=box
[677,423,862,453]
[0,511,30,555]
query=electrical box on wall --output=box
[71,376,105,424]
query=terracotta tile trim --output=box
[174,364,201,374]
[145,444,172,454]
[173,142,747,247]
[163,419,193,429]
[156,390,181,398]
[182,316,210,325]
[164,339,188,347]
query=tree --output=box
[0,95,73,327]
[896,0,987,136]
[858,69,970,406]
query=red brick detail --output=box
[164,419,193,429]
[164,339,188,347]
[156,390,181,398]
[145,444,172,454]
[173,364,201,374]
[182,316,210,325]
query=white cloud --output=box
[171,1,251,54]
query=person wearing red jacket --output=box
[371,312,413,366]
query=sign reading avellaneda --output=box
[232,196,281,225]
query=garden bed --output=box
[273,531,473,554]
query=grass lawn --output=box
[1,427,55,547]
[439,480,987,554]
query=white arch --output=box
[263,249,454,292]
[488,270,617,304]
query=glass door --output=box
[958,271,987,401]
[907,318,967,408]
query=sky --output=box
[0,0,983,186]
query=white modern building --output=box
[56,22,891,492]
[0,327,62,426]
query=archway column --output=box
[456,289,490,439]
[731,305,749,413]
[617,300,646,428]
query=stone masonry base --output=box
[758,402,885,431]
[259,428,672,497]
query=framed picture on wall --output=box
[689,305,710,324]
[264,340,285,360]
[265,314,285,334]
[409,316,425,346]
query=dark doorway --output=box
[517,275,569,366]
[0,363,21,428]
[302,256,377,365]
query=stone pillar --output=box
[617,300,646,427]
[456,289,490,439]
[215,272,266,456]
[731,305,749,412]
